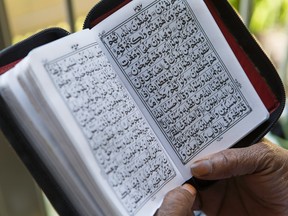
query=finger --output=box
[156,184,197,216]
[190,142,276,180]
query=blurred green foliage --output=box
[229,0,288,33]
[228,0,240,10]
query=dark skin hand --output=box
[156,184,197,216]
[157,140,288,215]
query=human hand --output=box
[156,184,197,216]
[157,140,288,216]
[191,139,288,215]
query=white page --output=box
[0,61,106,215]
[25,29,184,216]
[92,0,269,179]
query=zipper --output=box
[83,0,104,29]
[214,0,287,143]
[83,0,131,30]
[0,27,70,66]
[227,7,286,141]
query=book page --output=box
[92,0,269,178]
[25,29,184,215]
[0,61,107,216]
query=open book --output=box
[0,0,281,215]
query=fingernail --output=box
[191,159,212,177]
[182,184,196,196]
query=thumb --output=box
[190,142,276,180]
[156,184,196,216]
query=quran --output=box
[0,0,285,215]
